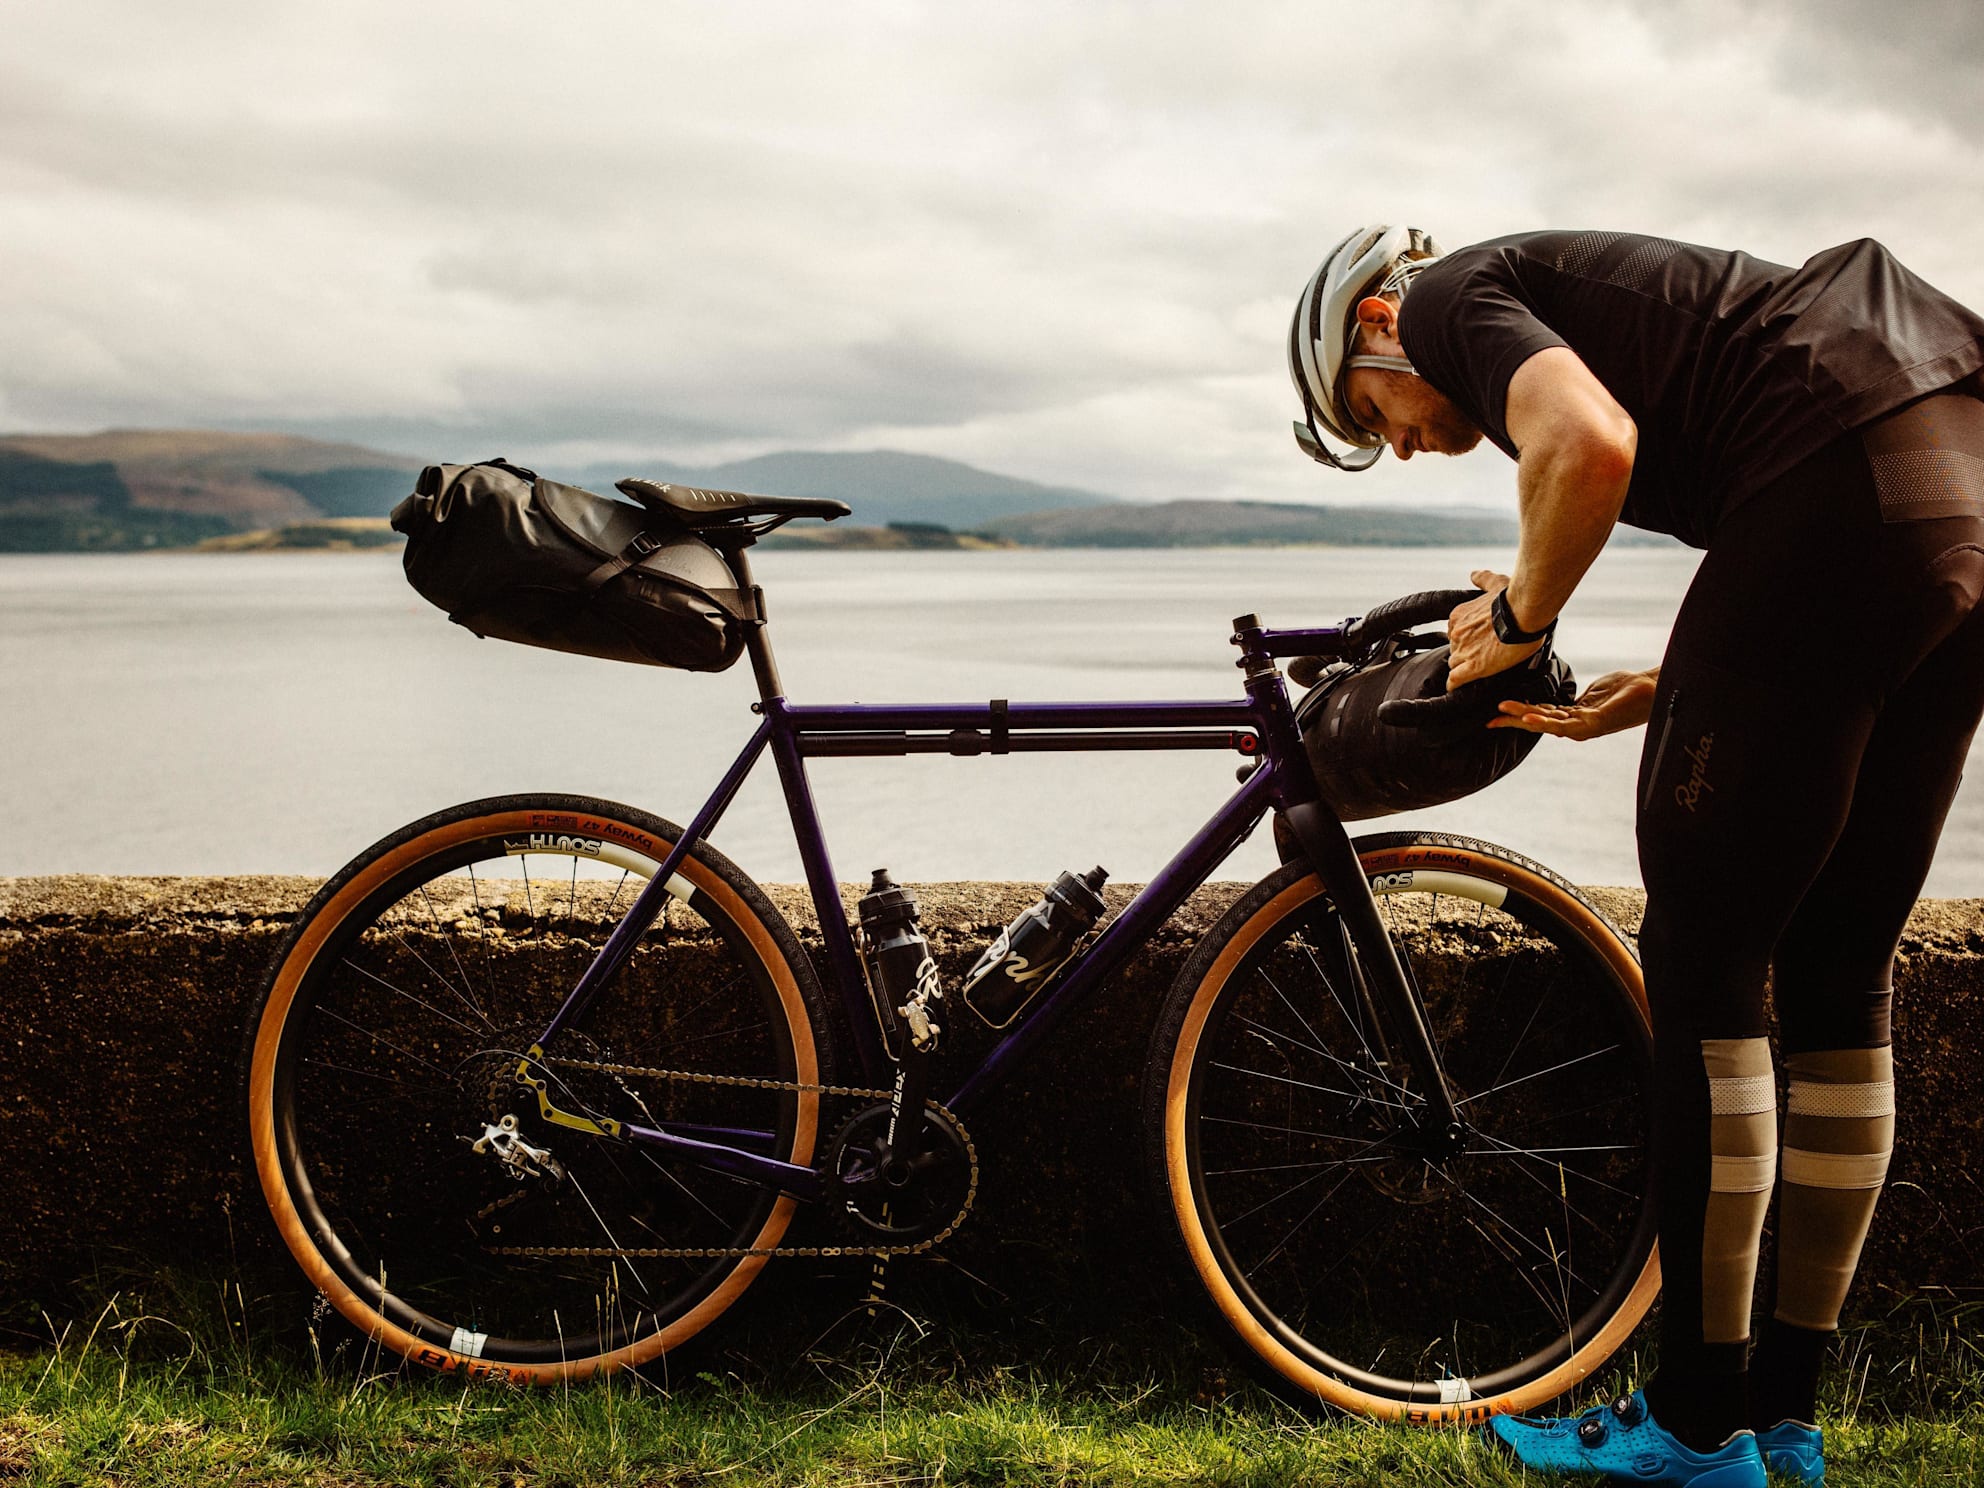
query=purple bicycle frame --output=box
[524,584,1444,1202]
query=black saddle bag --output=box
[390,459,755,671]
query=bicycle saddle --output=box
[615,478,851,529]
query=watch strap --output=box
[1490,588,1556,645]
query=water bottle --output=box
[856,869,944,1054]
[961,867,1109,1028]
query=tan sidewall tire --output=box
[1161,843,1659,1422]
[247,805,821,1384]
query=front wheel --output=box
[1144,832,1658,1421]
[244,794,834,1382]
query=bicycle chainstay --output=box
[480,1056,978,1261]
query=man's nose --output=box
[1389,430,1414,460]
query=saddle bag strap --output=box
[580,529,669,592]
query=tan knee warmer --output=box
[1702,1037,1778,1345]
[1775,1045,1895,1332]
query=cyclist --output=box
[1289,225,1984,1487]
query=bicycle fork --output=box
[1278,803,1467,1160]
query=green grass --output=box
[3,1283,1981,1486]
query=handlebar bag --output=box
[390,459,755,671]
[1295,639,1575,820]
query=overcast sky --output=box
[4,0,1980,506]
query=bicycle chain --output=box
[480,1057,977,1261]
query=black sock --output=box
[1750,1317,1829,1429]
[1644,1345,1749,1453]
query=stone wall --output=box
[3,876,1980,1322]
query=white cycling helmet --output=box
[1288,224,1443,470]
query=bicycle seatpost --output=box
[710,537,785,702]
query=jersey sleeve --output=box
[1398,247,1568,456]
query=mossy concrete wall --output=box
[2,876,1980,1319]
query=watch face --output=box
[1492,590,1550,644]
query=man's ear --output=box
[1354,295,1401,350]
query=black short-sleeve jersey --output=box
[1397,231,1984,545]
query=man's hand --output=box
[1446,568,1543,688]
[1490,667,1659,740]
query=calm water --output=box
[6,546,1984,896]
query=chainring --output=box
[826,1099,979,1244]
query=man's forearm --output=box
[1504,438,1631,630]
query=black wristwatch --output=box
[1490,588,1556,645]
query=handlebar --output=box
[1268,587,1565,733]
[1342,588,1482,648]
[1277,588,1485,689]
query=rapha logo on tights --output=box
[1675,734,1715,812]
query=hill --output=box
[0,435,1113,549]
[0,429,1680,553]
[195,517,402,552]
[0,430,420,549]
[564,449,1116,530]
[985,499,1521,547]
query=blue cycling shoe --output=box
[1754,1421,1823,1485]
[1482,1391,1765,1487]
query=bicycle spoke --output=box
[1456,1043,1622,1108]
[301,1056,442,1100]
[562,1168,650,1294]
[1302,938,1395,1091]
[1289,1199,1409,1299]
[335,956,485,1041]
[1484,1089,1641,1145]
[1434,1168,1602,1301]
[1460,1142,1618,1239]
[1204,1154,1398,1176]
[1248,983,1417,1104]
[1209,1060,1418,1112]
[1199,1114,1404,1149]
[1485,964,1562,1095]
[313,1001,460,1082]
[1464,1133,1641,1203]
[1251,1166,1365,1271]
[420,885,491,1027]
[467,866,500,989]
[634,1148,741,1236]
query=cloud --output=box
[2,0,1980,505]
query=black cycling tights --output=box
[1635,392,1984,1447]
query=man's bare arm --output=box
[1502,346,1637,627]
[1445,347,1638,687]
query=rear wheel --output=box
[1145,832,1657,1421]
[245,795,832,1381]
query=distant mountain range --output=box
[0,430,419,550]
[984,500,1517,547]
[0,428,1647,551]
